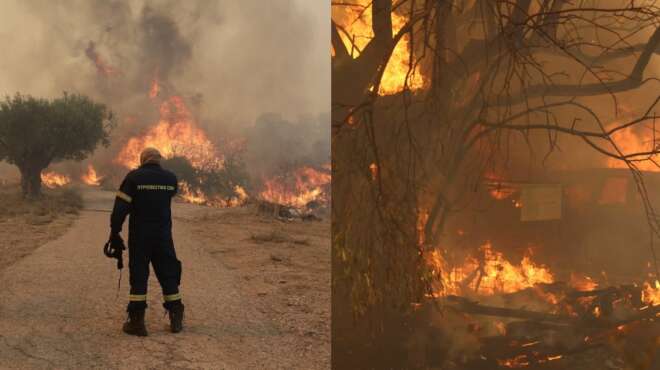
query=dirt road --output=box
[0,189,329,369]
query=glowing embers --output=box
[428,242,554,297]
[332,0,425,95]
[259,166,331,209]
[497,353,563,368]
[642,280,660,305]
[41,171,71,189]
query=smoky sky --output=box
[0,0,329,126]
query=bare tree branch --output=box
[495,27,660,106]
[331,21,351,61]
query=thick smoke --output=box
[246,112,330,178]
[0,0,329,180]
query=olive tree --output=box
[0,93,114,197]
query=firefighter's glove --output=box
[104,232,126,269]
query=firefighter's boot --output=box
[167,303,184,333]
[122,309,148,337]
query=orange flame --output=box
[332,1,425,95]
[115,83,250,207]
[81,165,103,186]
[259,166,331,208]
[607,124,660,172]
[428,242,554,296]
[178,181,207,205]
[642,280,660,305]
[115,96,219,169]
[484,171,516,200]
[489,186,515,200]
[178,182,248,208]
[497,354,530,368]
[41,171,71,188]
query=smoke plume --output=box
[0,0,329,179]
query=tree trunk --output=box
[19,165,43,198]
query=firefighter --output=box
[108,147,184,336]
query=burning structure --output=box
[332,1,660,368]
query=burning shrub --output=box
[162,152,249,207]
[259,165,331,209]
[162,156,196,184]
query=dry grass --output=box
[0,186,82,217]
[250,230,290,243]
[250,230,311,245]
[182,209,330,367]
[0,184,83,271]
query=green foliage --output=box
[0,92,114,197]
[0,92,114,167]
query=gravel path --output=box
[0,189,311,369]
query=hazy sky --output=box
[0,0,330,126]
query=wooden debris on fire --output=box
[444,295,576,324]
[438,282,660,368]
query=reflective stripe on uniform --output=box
[163,293,181,301]
[116,191,132,203]
[129,294,147,301]
[137,185,175,191]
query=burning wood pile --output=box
[421,244,660,369]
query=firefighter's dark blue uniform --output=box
[110,162,182,312]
